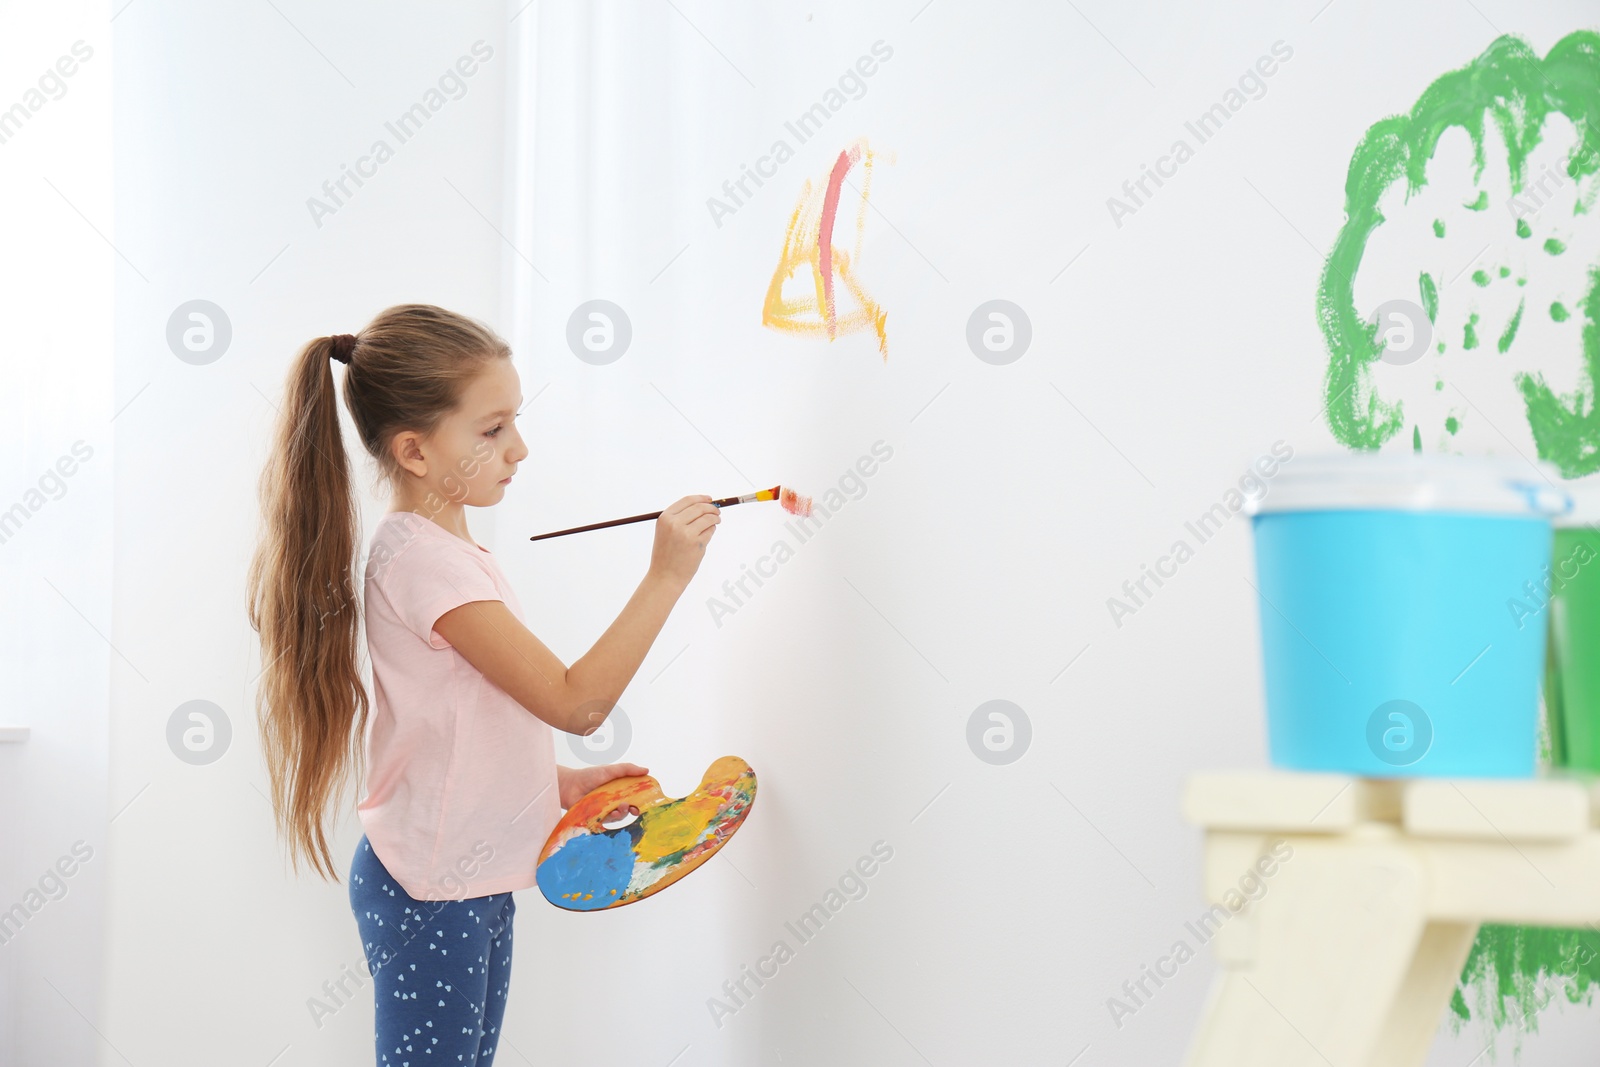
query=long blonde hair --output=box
[246,303,512,880]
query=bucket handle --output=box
[1505,477,1573,517]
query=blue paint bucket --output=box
[1248,454,1569,778]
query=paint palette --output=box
[535,756,757,912]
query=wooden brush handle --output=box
[528,488,775,542]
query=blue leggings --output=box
[348,834,515,1065]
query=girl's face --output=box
[394,358,529,508]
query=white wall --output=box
[0,4,113,1067]
[506,3,1600,1065]
[64,1,1600,1066]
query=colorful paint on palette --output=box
[1315,30,1600,474]
[762,137,889,358]
[535,756,756,912]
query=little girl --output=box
[246,303,721,1064]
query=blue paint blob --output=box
[536,831,636,910]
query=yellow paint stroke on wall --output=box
[762,137,889,358]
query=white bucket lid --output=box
[1246,452,1571,518]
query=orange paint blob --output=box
[780,487,813,516]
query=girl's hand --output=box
[559,762,650,823]
[649,495,721,589]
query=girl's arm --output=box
[432,495,721,735]
[434,567,686,735]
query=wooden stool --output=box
[1180,769,1600,1066]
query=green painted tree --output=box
[1319,30,1600,475]
[1318,31,1600,1059]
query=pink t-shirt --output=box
[356,509,561,900]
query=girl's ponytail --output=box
[246,304,511,882]
[246,333,369,882]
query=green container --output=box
[1544,523,1600,770]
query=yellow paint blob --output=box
[634,793,727,864]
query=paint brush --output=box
[528,485,813,542]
